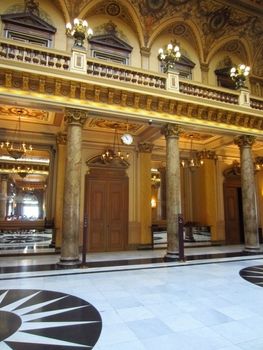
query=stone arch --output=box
[206,36,252,67]
[147,18,204,63]
[77,0,144,48]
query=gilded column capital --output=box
[140,47,151,57]
[64,108,88,126]
[161,123,182,139]
[0,174,9,181]
[138,142,154,153]
[234,135,256,148]
[56,132,67,145]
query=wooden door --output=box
[224,184,244,244]
[85,168,128,252]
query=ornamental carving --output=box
[64,108,88,126]
[234,135,256,148]
[138,142,154,153]
[161,124,182,138]
[56,132,67,145]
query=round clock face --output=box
[121,133,133,145]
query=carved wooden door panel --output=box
[224,184,243,244]
[85,169,128,252]
[87,180,107,251]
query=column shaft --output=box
[162,124,182,260]
[235,135,260,252]
[59,109,87,266]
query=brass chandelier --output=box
[66,18,93,48]
[101,127,130,164]
[158,41,181,73]
[0,116,32,160]
[230,63,250,89]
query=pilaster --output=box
[138,142,153,245]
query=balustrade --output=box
[0,40,70,71]
[0,39,262,110]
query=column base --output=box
[243,246,261,254]
[57,258,81,268]
[164,251,179,262]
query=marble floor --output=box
[1,246,263,349]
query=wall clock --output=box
[121,133,133,145]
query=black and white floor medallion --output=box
[240,265,263,287]
[0,289,102,349]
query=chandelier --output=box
[181,135,202,171]
[0,116,32,160]
[66,18,93,48]
[230,63,250,89]
[158,41,181,73]
[101,127,130,164]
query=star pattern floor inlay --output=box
[0,289,102,349]
[239,265,263,287]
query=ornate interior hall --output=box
[0,0,263,348]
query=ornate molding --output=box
[64,108,88,126]
[56,132,67,145]
[138,142,154,153]
[161,123,182,138]
[234,135,256,147]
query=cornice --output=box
[0,64,263,138]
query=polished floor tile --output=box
[0,247,263,349]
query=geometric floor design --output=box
[239,265,263,288]
[0,289,102,349]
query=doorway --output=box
[223,181,244,244]
[84,167,128,252]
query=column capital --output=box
[64,108,88,126]
[140,47,151,57]
[138,142,154,153]
[56,132,67,145]
[234,135,256,148]
[0,174,9,181]
[161,123,182,139]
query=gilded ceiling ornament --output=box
[106,3,121,16]
[168,0,190,5]
[146,0,166,11]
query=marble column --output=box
[161,124,182,260]
[234,135,260,252]
[138,142,153,245]
[159,166,166,220]
[0,175,8,219]
[59,108,87,266]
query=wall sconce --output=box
[66,18,93,48]
[230,64,250,89]
[151,197,157,208]
[158,41,181,73]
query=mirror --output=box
[0,149,50,223]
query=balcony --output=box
[0,38,262,124]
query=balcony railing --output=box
[0,38,262,111]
